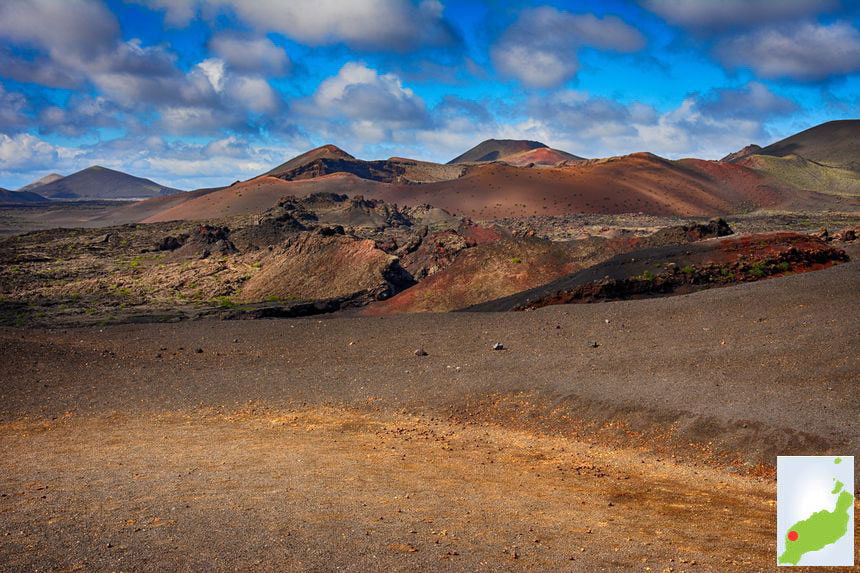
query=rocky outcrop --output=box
[721,144,763,163]
[172,225,237,258]
[466,232,848,312]
[239,233,414,305]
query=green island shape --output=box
[778,480,853,566]
[834,458,842,464]
[831,480,844,494]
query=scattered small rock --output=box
[414,348,428,356]
[589,341,600,348]
[492,342,505,351]
[195,348,203,354]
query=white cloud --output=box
[643,0,839,30]
[699,82,798,119]
[133,0,198,26]
[0,133,79,171]
[1,131,307,189]
[716,21,860,81]
[38,96,119,136]
[210,34,290,74]
[0,85,29,131]
[212,0,455,51]
[197,58,226,92]
[492,7,645,88]
[0,0,118,61]
[226,76,279,113]
[305,62,428,125]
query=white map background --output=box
[776,456,854,567]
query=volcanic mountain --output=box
[722,120,860,197]
[0,187,49,203]
[448,139,584,164]
[18,173,64,192]
[265,144,463,184]
[757,119,860,170]
[724,120,860,171]
[105,120,860,225]
[30,166,181,200]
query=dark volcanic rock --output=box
[174,225,238,258]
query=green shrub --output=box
[214,296,239,309]
[749,262,766,278]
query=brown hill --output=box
[264,144,463,184]
[758,120,860,170]
[448,138,584,164]
[364,219,733,315]
[136,151,858,224]
[0,188,49,203]
[466,232,847,312]
[362,236,600,314]
[266,144,356,177]
[18,173,64,192]
[31,166,181,200]
[237,233,413,304]
[502,147,584,166]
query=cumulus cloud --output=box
[505,90,775,160]
[210,34,290,75]
[699,82,799,119]
[0,0,118,61]
[715,21,860,81]
[643,0,839,30]
[213,0,457,51]
[0,86,29,132]
[0,133,78,172]
[304,62,428,126]
[132,0,198,26]
[1,131,305,189]
[0,0,286,138]
[139,0,458,50]
[492,7,645,88]
[39,96,120,137]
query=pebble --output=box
[492,342,505,351]
[414,349,428,356]
[589,341,600,348]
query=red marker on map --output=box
[788,531,799,541]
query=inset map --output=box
[777,456,854,566]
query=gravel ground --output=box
[0,248,858,571]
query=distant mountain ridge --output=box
[722,120,860,171]
[18,173,64,192]
[720,119,860,197]
[27,166,181,200]
[0,188,49,203]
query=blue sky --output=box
[1,0,859,190]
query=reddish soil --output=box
[134,154,860,224]
[501,147,582,166]
[363,236,595,314]
[468,232,849,312]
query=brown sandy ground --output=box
[0,407,800,572]
[1,250,858,571]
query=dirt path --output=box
[1,406,790,572]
